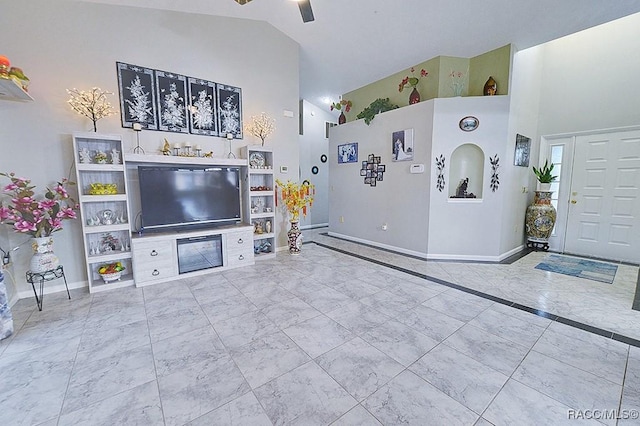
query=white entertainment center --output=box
[73,133,258,293]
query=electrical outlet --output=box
[382,223,388,231]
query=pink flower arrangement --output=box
[399,67,428,92]
[0,172,78,238]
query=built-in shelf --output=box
[0,77,33,101]
[125,153,247,167]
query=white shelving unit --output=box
[0,77,33,101]
[241,146,276,260]
[73,132,134,293]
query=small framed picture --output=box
[459,116,479,132]
[377,165,386,172]
[156,70,188,133]
[360,169,366,176]
[364,177,371,185]
[392,129,414,162]
[337,143,358,163]
[370,178,377,187]
[368,154,374,162]
[374,156,381,163]
[514,134,531,167]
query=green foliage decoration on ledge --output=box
[356,98,399,125]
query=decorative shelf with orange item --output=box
[0,77,33,102]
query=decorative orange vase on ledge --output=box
[338,111,346,125]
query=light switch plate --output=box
[410,164,425,174]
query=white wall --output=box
[428,96,511,259]
[500,46,545,255]
[0,0,299,297]
[299,100,333,228]
[329,102,434,256]
[536,12,640,135]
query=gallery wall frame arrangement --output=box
[116,61,243,139]
[359,154,385,187]
[338,142,358,164]
[514,134,531,167]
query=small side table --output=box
[25,266,70,311]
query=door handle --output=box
[570,200,577,204]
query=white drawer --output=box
[134,264,177,283]
[133,240,175,265]
[226,231,252,251]
[227,249,254,267]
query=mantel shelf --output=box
[0,77,33,101]
[125,153,247,167]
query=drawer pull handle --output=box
[152,269,160,276]
[238,254,244,261]
[150,250,158,257]
[238,238,243,244]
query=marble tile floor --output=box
[0,242,639,425]
[308,230,640,342]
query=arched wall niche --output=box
[449,143,484,199]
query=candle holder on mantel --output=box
[226,133,236,159]
[132,123,145,154]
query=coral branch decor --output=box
[276,179,315,255]
[67,87,118,132]
[245,112,276,146]
[399,67,428,104]
[275,179,315,222]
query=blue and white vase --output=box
[0,270,13,340]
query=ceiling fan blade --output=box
[298,0,315,23]
[234,0,252,5]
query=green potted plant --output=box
[532,159,557,190]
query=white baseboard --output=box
[301,223,329,230]
[16,280,88,300]
[327,232,428,259]
[425,245,524,262]
[327,232,525,263]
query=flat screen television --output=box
[138,166,241,232]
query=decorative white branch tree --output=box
[67,87,117,132]
[245,112,276,146]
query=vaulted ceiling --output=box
[77,0,640,107]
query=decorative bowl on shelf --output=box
[98,262,125,283]
[99,271,122,283]
[88,183,118,195]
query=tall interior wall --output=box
[0,0,300,298]
[328,102,434,256]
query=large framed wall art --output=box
[116,62,158,130]
[156,70,188,133]
[217,84,243,139]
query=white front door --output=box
[564,129,640,263]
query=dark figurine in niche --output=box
[452,177,477,198]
